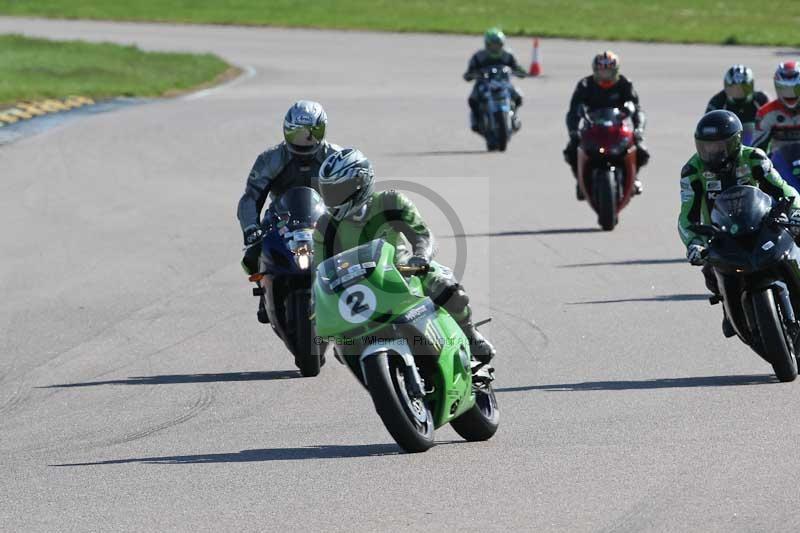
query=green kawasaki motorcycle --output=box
[313,239,499,453]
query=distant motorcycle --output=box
[474,66,522,152]
[770,142,800,191]
[577,105,639,231]
[247,187,327,376]
[692,185,800,382]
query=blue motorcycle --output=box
[248,187,327,376]
[475,66,520,152]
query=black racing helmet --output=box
[694,110,743,172]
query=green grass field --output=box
[0,34,230,105]
[0,0,798,46]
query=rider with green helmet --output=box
[313,148,497,366]
[463,28,527,132]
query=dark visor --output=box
[320,179,360,207]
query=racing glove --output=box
[686,243,706,266]
[406,256,430,269]
[243,225,263,246]
[786,209,800,238]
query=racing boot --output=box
[257,297,269,324]
[721,317,735,338]
[469,111,479,133]
[576,182,585,201]
[511,111,522,132]
[721,310,735,338]
[458,318,496,364]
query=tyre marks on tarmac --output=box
[104,384,215,447]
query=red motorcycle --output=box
[577,106,638,231]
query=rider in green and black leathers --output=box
[679,110,800,336]
[313,148,496,365]
[705,65,768,134]
[464,28,526,132]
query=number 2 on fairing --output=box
[338,284,377,324]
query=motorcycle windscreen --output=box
[587,107,624,126]
[270,186,326,228]
[316,239,383,293]
[710,185,773,236]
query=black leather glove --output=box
[406,256,430,270]
[243,226,263,246]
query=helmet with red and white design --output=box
[774,61,800,109]
[592,51,620,89]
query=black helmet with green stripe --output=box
[283,100,327,156]
[484,27,506,59]
[694,110,743,172]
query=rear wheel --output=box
[450,383,500,441]
[752,289,797,382]
[363,352,434,453]
[594,169,618,231]
[287,291,320,377]
[494,111,509,152]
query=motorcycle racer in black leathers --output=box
[564,51,649,199]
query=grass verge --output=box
[0,33,231,105]
[0,1,798,47]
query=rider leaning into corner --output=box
[752,61,800,154]
[463,27,527,133]
[237,100,342,318]
[312,148,496,376]
[564,51,650,200]
[705,64,769,138]
[678,110,800,337]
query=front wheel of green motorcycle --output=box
[363,352,434,453]
[450,384,500,442]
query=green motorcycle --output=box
[313,239,499,453]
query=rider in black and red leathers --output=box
[753,61,800,154]
[564,51,649,198]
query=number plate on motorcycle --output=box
[293,230,313,242]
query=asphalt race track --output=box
[2,18,800,532]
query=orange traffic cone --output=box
[528,38,542,76]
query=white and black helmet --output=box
[318,148,375,221]
[283,100,327,156]
[724,65,754,103]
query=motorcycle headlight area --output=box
[288,229,315,270]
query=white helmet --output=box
[318,148,374,221]
[283,100,327,155]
